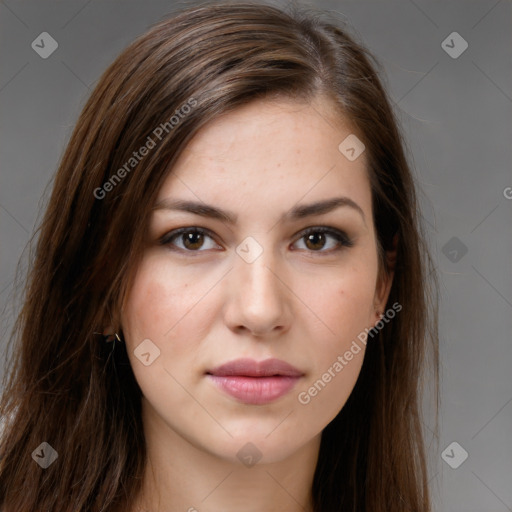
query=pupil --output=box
[184,232,203,249]
[306,232,325,250]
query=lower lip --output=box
[207,375,301,405]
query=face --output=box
[119,97,393,464]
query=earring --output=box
[105,333,122,344]
[93,332,123,344]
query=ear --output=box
[373,233,398,322]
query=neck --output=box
[131,398,320,512]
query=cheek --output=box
[122,269,175,343]
[304,259,378,346]
[294,260,377,419]
[120,254,211,370]
[319,274,374,361]
[120,255,220,419]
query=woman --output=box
[0,1,438,511]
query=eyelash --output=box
[159,226,354,255]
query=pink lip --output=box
[206,358,304,405]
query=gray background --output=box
[1,0,511,510]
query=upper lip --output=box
[207,358,304,377]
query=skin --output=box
[117,96,394,512]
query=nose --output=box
[223,243,292,337]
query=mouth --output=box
[205,358,304,405]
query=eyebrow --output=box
[153,196,366,224]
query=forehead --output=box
[155,97,371,221]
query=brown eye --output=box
[182,231,205,250]
[160,227,220,252]
[304,232,327,251]
[293,227,353,253]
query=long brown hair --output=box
[0,2,438,510]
